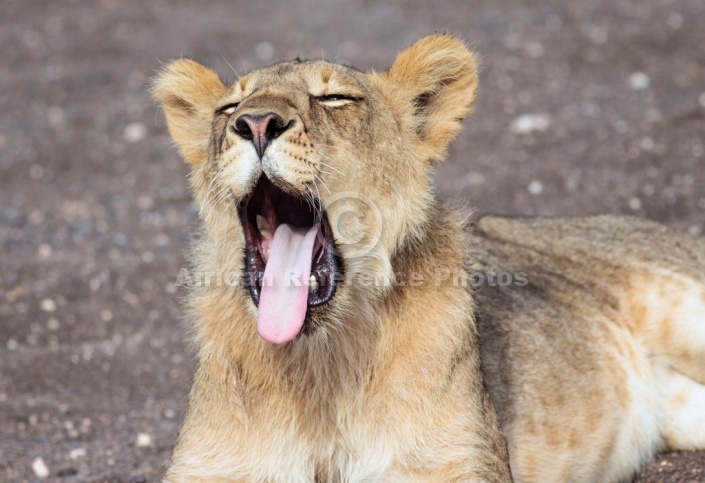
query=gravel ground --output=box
[1,0,704,481]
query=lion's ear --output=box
[384,34,478,162]
[152,59,227,166]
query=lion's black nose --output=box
[233,112,291,159]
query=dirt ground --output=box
[1,0,704,481]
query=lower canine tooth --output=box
[309,275,319,293]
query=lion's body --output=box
[168,203,509,482]
[153,35,705,482]
[473,215,705,481]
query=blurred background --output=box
[1,0,703,481]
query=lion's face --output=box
[154,35,478,344]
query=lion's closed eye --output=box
[217,102,240,115]
[313,94,362,107]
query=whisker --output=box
[315,157,344,176]
[219,51,240,78]
[204,183,232,221]
[314,173,331,195]
[200,171,223,216]
[303,186,316,211]
[312,169,332,195]
[202,172,220,203]
[310,170,323,207]
[305,185,323,223]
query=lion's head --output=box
[153,34,477,344]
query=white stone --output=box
[32,457,49,478]
[40,298,56,312]
[528,180,544,195]
[510,114,551,135]
[123,122,146,143]
[136,432,152,448]
[628,72,650,90]
[69,448,87,460]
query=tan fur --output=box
[153,34,705,482]
[473,216,705,481]
[154,35,509,482]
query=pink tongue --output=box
[257,223,320,344]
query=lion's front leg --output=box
[163,356,314,483]
[362,367,511,482]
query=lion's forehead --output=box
[227,61,368,100]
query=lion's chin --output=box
[238,175,341,342]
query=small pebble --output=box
[528,180,544,195]
[123,122,146,143]
[38,243,52,259]
[32,457,50,478]
[40,299,56,312]
[640,137,655,151]
[628,197,642,210]
[628,72,650,90]
[511,114,551,135]
[699,92,705,109]
[136,432,152,448]
[47,318,60,331]
[525,42,545,58]
[69,448,86,460]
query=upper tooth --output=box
[256,215,273,240]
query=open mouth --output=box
[239,176,339,343]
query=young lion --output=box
[153,35,705,482]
